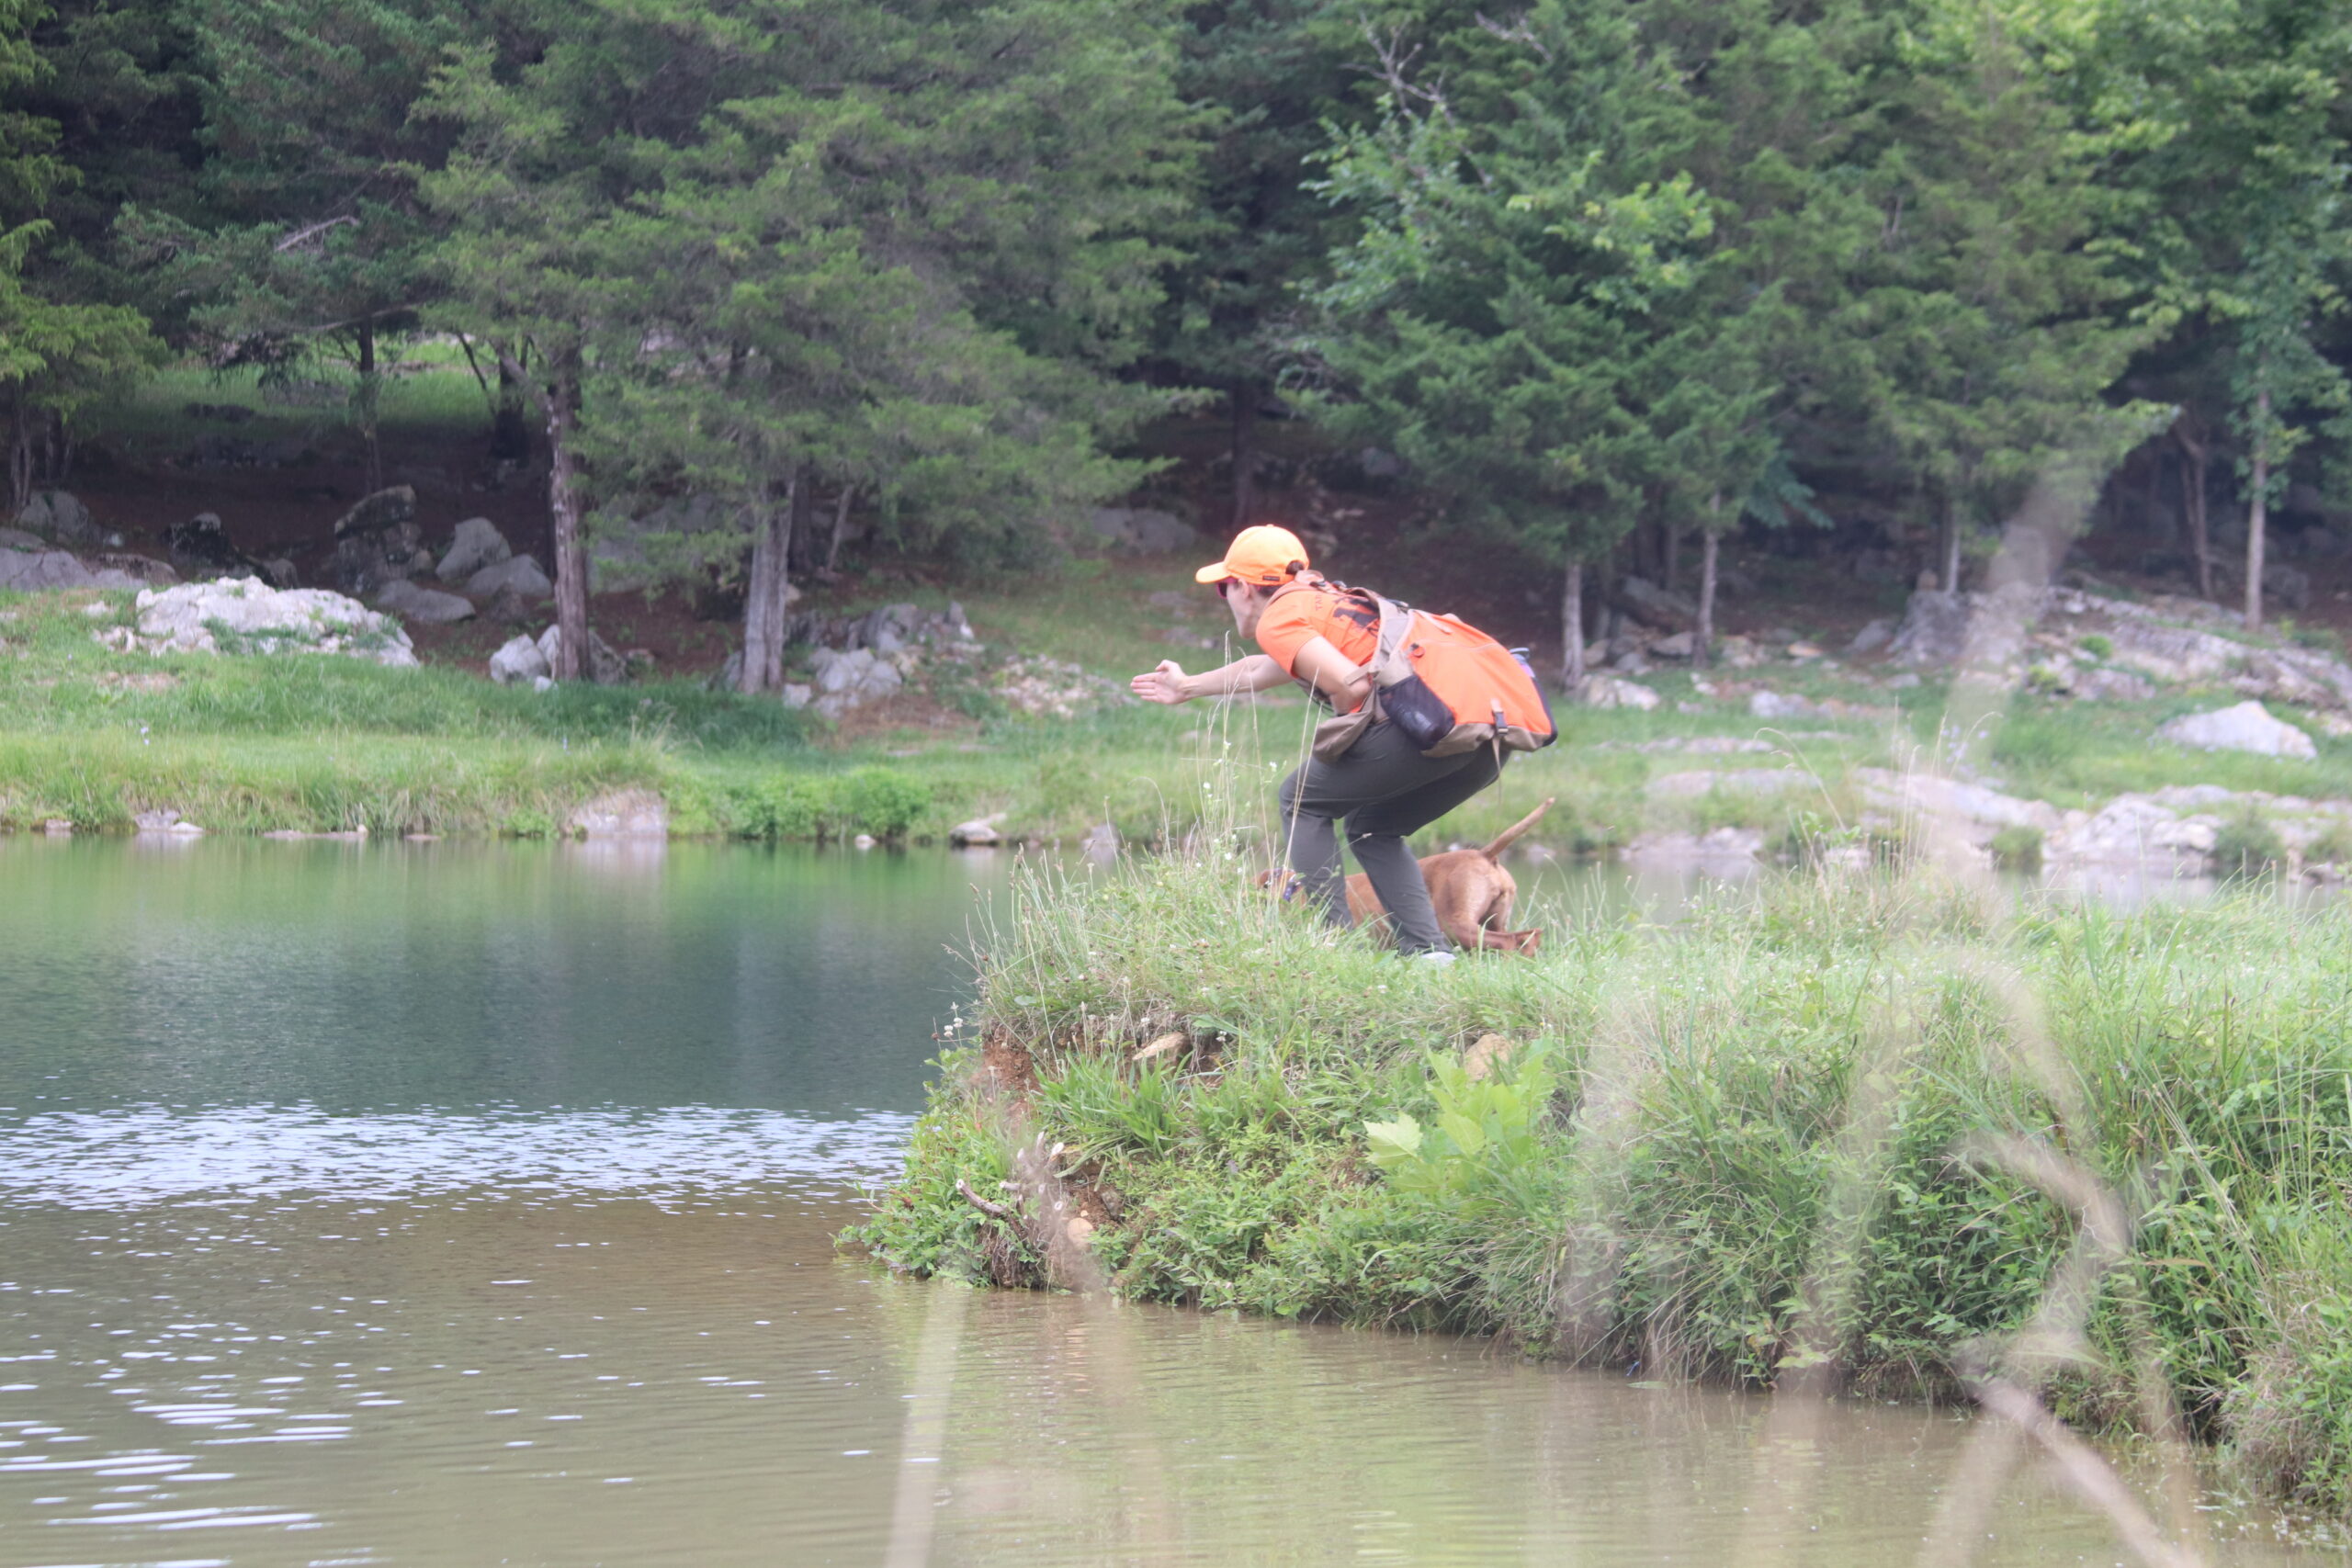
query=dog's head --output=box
[1251,866,1307,901]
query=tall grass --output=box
[850,804,2352,1526]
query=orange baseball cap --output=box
[1195,524,1311,587]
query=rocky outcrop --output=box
[993,656,1133,719]
[329,485,428,596]
[0,536,147,592]
[15,490,109,548]
[1647,768,1808,800]
[164,513,266,581]
[2156,700,2317,759]
[465,554,552,601]
[488,633,549,685]
[568,789,668,837]
[124,578,418,667]
[536,622,627,685]
[435,516,512,582]
[806,646,904,717]
[374,577,477,625]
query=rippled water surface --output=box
[0,839,2325,1566]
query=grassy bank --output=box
[12,556,2352,845]
[850,839,2352,1524]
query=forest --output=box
[5,0,2349,685]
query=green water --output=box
[0,840,2324,1566]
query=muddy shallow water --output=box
[0,840,2326,1566]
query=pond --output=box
[0,840,2324,1566]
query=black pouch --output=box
[1381,667,1456,752]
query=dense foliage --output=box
[6,0,2352,658]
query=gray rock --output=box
[131,577,418,666]
[16,490,107,548]
[1848,617,1894,655]
[1749,690,1812,719]
[436,516,513,582]
[1619,575,1697,629]
[568,789,667,838]
[1649,631,1695,659]
[375,577,476,624]
[333,485,418,540]
[489,633,550,685]
[808,645,905,716]
[1579,674,1659,710]
[535,622,627,685]
[0,547,143,592]
[1084,506,1196,556]
[2157,700,2317,760]
[590,492,732,592]
[1358,446,1406,479]
[949,815,1006,847]
[1081,822,1122,864]
[329,487,427,596]
[2264,560,2312,612]
[781,682,813,709]
[1622,826,1768,865]
[466,554,553,601]
[0,525,42,550]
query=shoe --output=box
[1409,949,1457,968]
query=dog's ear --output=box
[1496,928,1542,955]
[1252,867,1277,891]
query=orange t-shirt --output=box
[1255,582,1379,701]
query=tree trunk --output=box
[1229,378,1255,530]
[355,316,382,494]
[2175,422,2212,600]
[741,472,798,694]
[6,390,29,516]
[1942,502,1962,596]
[825,485,854,573]
[2246,386,2270,630]
[545,355,590,682]
[1560,560,1585,691]
[1694,498,1720,671]
[1661,523,1679,592]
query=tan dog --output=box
[1258,798,1554,954]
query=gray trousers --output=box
[1277,721,1504,954]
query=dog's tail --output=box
[1478,797,1554,861]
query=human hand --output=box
[1130,660,1190,705]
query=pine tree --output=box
[1310,1,1714,686]
[2,0,159,512]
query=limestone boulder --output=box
[488,633,550,685]
[131,577,418,667]
[535,622,628,686]
[435,516,513,582]
[2156,701,2317,760]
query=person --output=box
[1131,524,1522,964]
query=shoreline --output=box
[845,846,2352,1526]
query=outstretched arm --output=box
[1131,654,1289,705]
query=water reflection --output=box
[0,840,2331,1567]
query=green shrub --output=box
[2077,633,2113,660]
[2212,810,2287,876]
[1989,823,2044,871]
[1364,1044,1557,1210]
[834,766,931,840]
